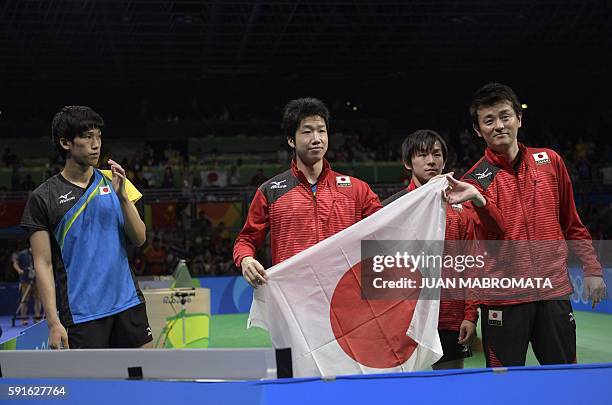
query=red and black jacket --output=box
[463,143,602,305]
[234,159,382,268]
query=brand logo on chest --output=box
[450,203,463,211]
[270,180,288,189]
[475,168,492,180]
[58,191,75,205]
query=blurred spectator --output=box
[161,166,175,188]
[250,169,267,187]
[194,211,213,234]
[22,174,35,191]
[12,248,42,324]
[3,147,16,168]
[133,171,150,189]
[277,144,289,164]
[227,165,241,186]
[602,164,612,185]
[575,157,592,180]
[215,221,230,240]
[180,165,192,192]
[164,143,183,166]
[144,237,167,275]
[131,249,146,276]
[11,161,21,191]
[143,144,157,166]
[190,251,208,276]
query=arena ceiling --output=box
[1,0,611,87]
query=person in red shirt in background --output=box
[131,249,146,276]
[445,82,607,367]
[144,237,167,276]
[383,129,484,369]
[234,97,381,287]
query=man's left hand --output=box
[584,276,607,309]
[444,174,486,207]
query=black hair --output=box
[401,129,448,167]
[469,83,522,128]
[281,97,330,143]
[51,106,104,160]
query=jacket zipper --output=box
[312,183,320,243]
[514,164,539,301]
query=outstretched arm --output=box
[446,174,505,237]
[444,174,486,207]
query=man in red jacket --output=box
[384,129,482,369]
[447,82,607,367]
[234,97,382,288]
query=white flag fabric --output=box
[248,177,448,378]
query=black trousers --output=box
[481,300,576,367]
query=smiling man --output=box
[20,106,151,349]
[455,83,607,367]
[234,98,382,287]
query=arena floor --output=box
[207,311,612,367]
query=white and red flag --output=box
[248,178,448,377]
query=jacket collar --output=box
[484,142,527,170]
[406,178,418,192]
[291,158,331,185]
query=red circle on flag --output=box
[492,312,497,319]
[102,187,109,192]
[329,258,420,368]
[538,154,543,159]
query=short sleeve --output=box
[125,178,142,203]
[20,191,50,232]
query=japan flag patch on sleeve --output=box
[99,185,111,195]
[336,176,352,187]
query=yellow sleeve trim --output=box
[100,169,143,203]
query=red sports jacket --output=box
[233,159,382,268]
[383,179,479,331]
[463,143,602,305]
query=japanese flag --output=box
[249,178,447,377]
[336,176,352,187]
[99,186,111,195]
[532,151,550,164]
